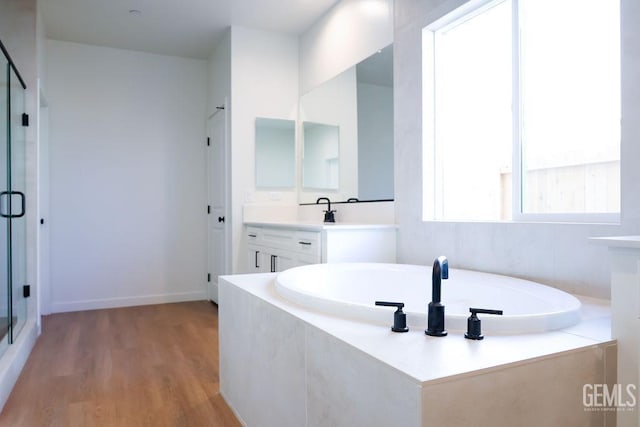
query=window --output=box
[422,0,620,222]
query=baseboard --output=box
[50,291,208,313]
[220,389,248,427]
[0,319,38,412]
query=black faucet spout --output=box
[316,197,331,211]
[425,255,448,337]
[431,255,448,303]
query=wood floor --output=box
[0,301,241,427]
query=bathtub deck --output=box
[219,272,615,426]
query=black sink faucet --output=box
[316,197,336,223]
[425,255,448,337]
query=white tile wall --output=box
[393,0,640,299]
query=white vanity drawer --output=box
[294,231,321,258]
[261,228,297,250]
[246,227,261,243]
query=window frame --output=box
[422,0,621,224]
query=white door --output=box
[207,106,229,303]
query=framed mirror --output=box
[255,117,295,188]
[298,44,394,204]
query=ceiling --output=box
[40,0,341,59]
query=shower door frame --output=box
[0,39,28,345]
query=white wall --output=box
[229,26,299,272]
[299,0,393,95]
[208,31,231,116]
[46,40,208,311]
[394,0,640,299]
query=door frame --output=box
[207,98,231,302]
[37,82,50,320]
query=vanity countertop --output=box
[589,235,640,249]
[244,220,398,231]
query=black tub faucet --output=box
[425,255,448,337]
[316,197,336,223]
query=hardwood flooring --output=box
[0,301,241,427]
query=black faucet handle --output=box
[375,301,409,332]
[469,308,503,316]
[465,307,503,340]
[375,301,404,309]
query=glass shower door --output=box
[0,59,9,356]
[0,40,28,349]
[8,63,26,343]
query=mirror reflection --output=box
[302,122,340,190]
[255,117,295,188]
[299,44,394,203]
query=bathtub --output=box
[275,263,582,334]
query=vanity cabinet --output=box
[245,223,396,273]
[591,236,640,427]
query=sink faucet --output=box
[425,255,448,337]
[316,197,336,223]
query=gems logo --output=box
[583,384,637,411]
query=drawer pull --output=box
[298,241,312,246]
[248,234,257,238]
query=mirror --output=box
[298,44,394,203]
[302,122,340,190]
[255,117,295,188]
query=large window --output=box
[422,0,620,222]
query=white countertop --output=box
[244,220,398,231]
[220,272,613,385]
[589,235,640,249]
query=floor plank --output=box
[0,301,241,427]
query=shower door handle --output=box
[0,191,25,218]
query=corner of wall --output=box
[298,0,393,94]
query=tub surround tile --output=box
[222,274,612,385]
[219,273,614,426]
[306,326,421,427]
[560,296,613,342]
[590,236,640,249]
[246,299,306,427]
[219,281,254,425]
[219,281,307,427]
[421,346,608,427]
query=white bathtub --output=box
[275,263,582,334]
